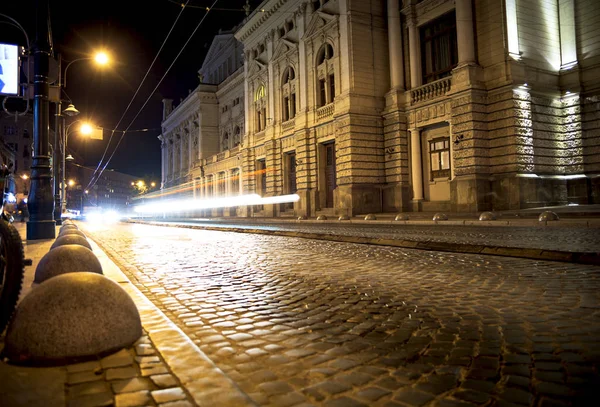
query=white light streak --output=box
[133,193,300,214]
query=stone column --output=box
[410,129,423,200]
[455,0,476,65]
[387,0,404,90]
[407,16,421,88]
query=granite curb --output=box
[127,219,600,266]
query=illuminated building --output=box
[159,0,599,217]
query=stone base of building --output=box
[450,175,493,212]
[490,174,599,210]
[296,189,317,217]
[335,184,383,216]
[381,183,412,213]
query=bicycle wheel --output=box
[0,221,25,335]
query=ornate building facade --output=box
[157,0,599,218]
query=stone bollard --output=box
[394,213,408,221]
[51,234,92,251]
[338,215,350,221]
[317,215,328,220]
[479,211,497,221]
[34,244,103,284]
[2,272,142,365]
[539,210,559,222]
[58,228,87,238]
[433,213,448,221]
[364,214,377,220]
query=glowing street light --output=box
[61,119,95,213]
[53,50,111,223]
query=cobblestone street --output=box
[80,222,600,407]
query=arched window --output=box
[316,43,335,107]
[254,84,267,132]
[317,43,334,65]
[281,67,297,122]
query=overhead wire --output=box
[86,0,223,192]
[84,0,193,192]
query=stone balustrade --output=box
[410,77,452,104]
[316,103,335,121]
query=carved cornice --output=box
[236,0,290,43]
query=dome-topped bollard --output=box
[317,215,328,220]
[539,210,560,222]
[394,213,408,221]
[338,215,350,221]
[364,214,377,220]
[34,244,103,284]
[50,234,92,251]
[479,211,497,221]
[2,272,142,365]
[433,213,448,221]
[58,228,87,238]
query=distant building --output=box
[158,0,600,218]
[65,162,138,213]
[0,108,34,203]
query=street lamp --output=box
[54,104,79,223]
[61,120,93,214]
[53,51,109,224]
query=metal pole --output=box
[27,0,56,240]
[62,126,67,213]
[53,53,62,225]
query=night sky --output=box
[1,0,264,179]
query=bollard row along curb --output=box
[128,215,600,266]
[1,220,143,366]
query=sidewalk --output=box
[0,221,255,407]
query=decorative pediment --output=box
[272,39,297,62]
[201,34,235,71]
[248,59,266,76]
[303,11,337,40]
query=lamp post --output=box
[52,51,109,224]
[27,0,55,240]
[62,120,93,213]
[54,102,79,224]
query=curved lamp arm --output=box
[63,58,92,88]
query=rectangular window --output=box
[3,126,16,136]
[429,137,451,180]
[420,10,458,84]
[256,110,262,131]
[329,74,335,101]
[319,79,326,107]
[283,96,289,121]
[290,93,296,119]
[231,170,240,195]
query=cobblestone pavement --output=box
[146,220,600,253]
[80,221,600,407]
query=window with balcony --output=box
[429,137,451,180]
[254,84,267,132]
[316,43,335,107]
[420,10,458,84]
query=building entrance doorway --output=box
[324,142,336,208]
